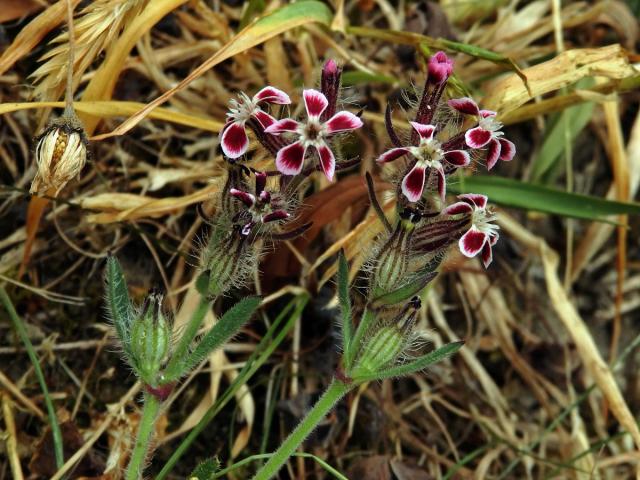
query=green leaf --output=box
[179,296,261,377]
[239,0,266,29]
[337,251,353,367]
[449,176,640,222]
[190,457,221,480]
[530,78,595,183]
[352,341,464,383]
[341,71,397,86]
[104,256,135,358]
[371,271,437,308]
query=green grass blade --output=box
[0,286,64,469]
[104,255,136,358]
[449,176,640,221]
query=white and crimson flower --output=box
[229,172,290,236]
[444,194,499,268]
[220,87,291,159]
[376,122,470,203]
[448,97,515,170]
[265,89,363,181]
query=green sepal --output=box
[104,255,136,362]
[370,271,437,308]
[337,250,353,367]
[189,457,220,480]
[351,341,464,383]
[195,271,210,297]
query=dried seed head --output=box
[30,118,88,196]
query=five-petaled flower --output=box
[376,122,470,202]
[229,172,290,236]
[220,87,291,159]
[265,89,363,181]
[448,97,515,170]
[444,194,499,268]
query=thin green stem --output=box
[0,286,64,469]
[214,452,348,479]
[126,393,161,480]
[156,294,308,480]
[252,379,351,480]
[163,296,211,381]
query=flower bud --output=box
[130,293,171,384]
[320,58,342,121]
[30,117,88,196]
[427,51,454,85]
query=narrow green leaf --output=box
[239,0,266,29]
[337,251,353,367]
[449,176,640,222]
[352,341,464,383]
[179,296,261,376]
[341,70,397,86]
[104,256,135,356]
[371,271,437,308]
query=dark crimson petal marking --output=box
[444,149,470,167]
[220,122,249,158]
[436,166,446,200]
[459,227,488,257]
[444,201,473,216]
[409,122,436,140]
[253,86,291,105]
[303,89,328,118]
[262,210,290,223]
[255,171,267,196]
[486,138,502,170]
[448,97,480,116]
[465,127,492,149]
[325,111,363,133]
[316,144,336,181]
[376,147,410,163]
[264,118,299,134]
[458,193,488,209]
[229,188,256,207]
[481,242,493,268]
[489,232,499,246]
[498,138,516,162]
[276,141,306,175]
[253,110,277,129]
[479,109,497,118]
[401,164,426,202]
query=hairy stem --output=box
[252,379,351,480]
[0,287,64,469]
[126,392,161,480]
[64,0,76,117]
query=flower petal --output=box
[465,127,492,149]
[316,144,336,181]
[428,51,454,84]
[486,138,502,170]
[275,142,306,176]
[376,147,410,163]
[444,201,473,216]
[229,188,255,207]
[220,122,249,158]
[459,226,488,257]
[253,86,291,104]
[262,210,290,223]
[481,241,493,268]
[264,118,300,134]
[498,138,516,162]
[253,110,277,129]
[479,109,497,118]
[443,149,470,167]
[303,89,328,118]
[255,171,267,196]
[410,122,436,140]
[401,164,426,202]
[325,111,363,133]
[458,193,488,209]
[448,97,480,116]
[436,166,446,200]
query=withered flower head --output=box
[30,116,88,196]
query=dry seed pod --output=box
[30,116,88,196]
